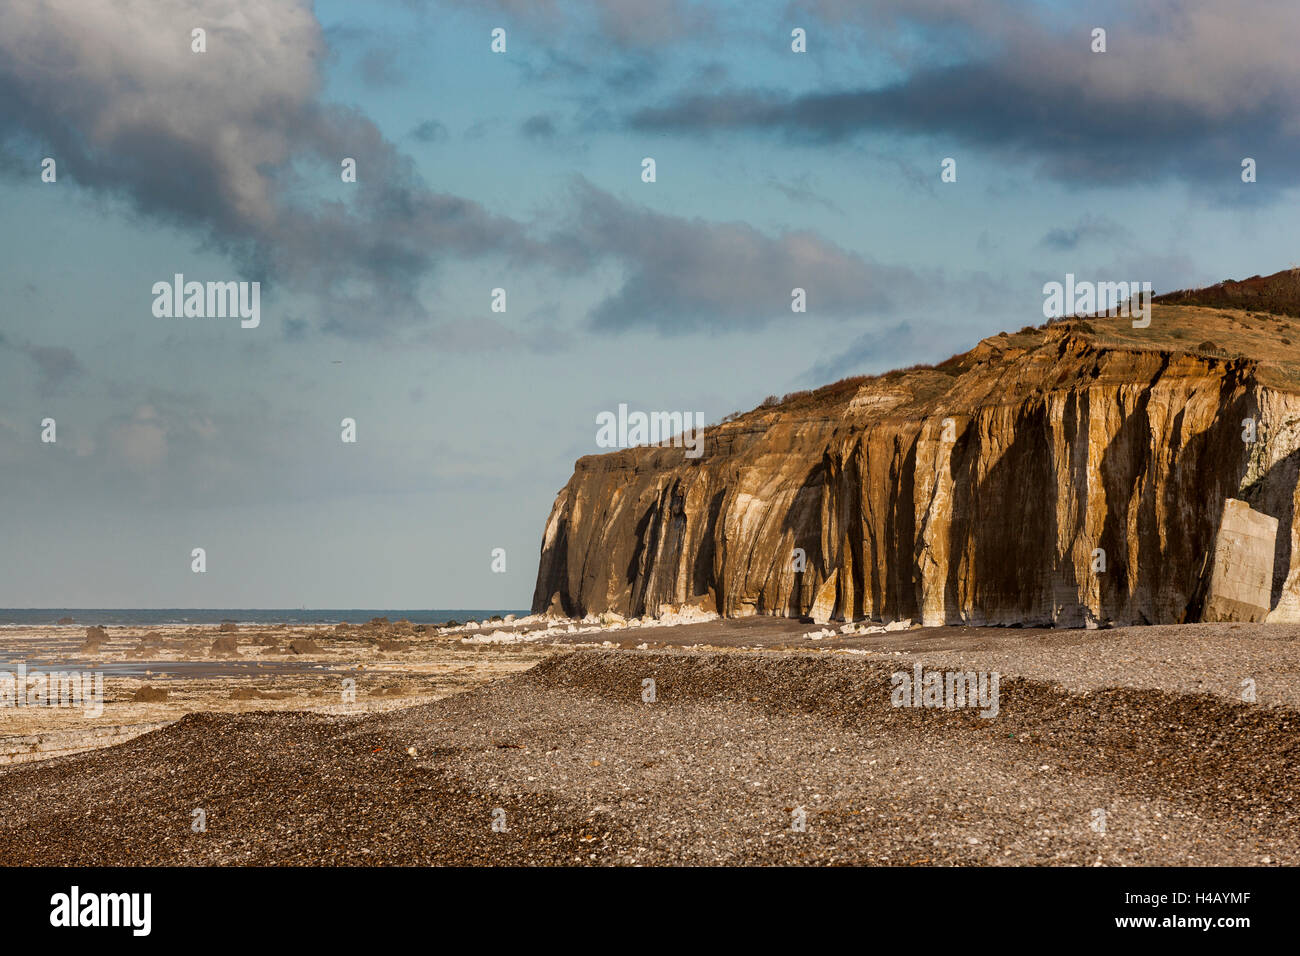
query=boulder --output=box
[1201,499,1278,622]
[809,572,838,624]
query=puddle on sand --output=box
[0,657,340,679]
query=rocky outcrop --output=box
[533,304,1300,627]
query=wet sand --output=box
[0,619,550,763]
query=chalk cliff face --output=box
[533,298,1300,627]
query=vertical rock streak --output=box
[534,332,1300,626]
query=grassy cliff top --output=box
[1052,302,1300,390]
[715,269,1300,431]
[1060,266,1300,384]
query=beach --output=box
[0,617,548,763]
[1,615,1297,865]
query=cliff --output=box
[533,290,1300,627]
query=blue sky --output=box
[2,0,1298,607]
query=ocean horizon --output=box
[0,609,532,627]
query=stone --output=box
[1201,499,1277,622]
[809,571,837,624]
[545,591,565,618]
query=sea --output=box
[0,609,531,627]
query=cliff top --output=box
[572,269,1300,471]
[1045,301,1300,387]
[708,268,1300,435]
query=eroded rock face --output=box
[533,310,1300,626]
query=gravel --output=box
[0,646,1295,865]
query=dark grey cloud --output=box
[631,0,1300,192]
[410,119,450,143]
[521,114,558,140]
[631,70,1296,191]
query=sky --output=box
[1,0,1298,608]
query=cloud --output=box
[803,321,917,382]
[356,45,405,87]
[1038,215,1131,252]
[561,181,923,333]
[766,174,840,213]
[0,0,539,338]
[0,1,939,342]
[410,119,450,143]
[521,114,558,140]
[24,345,82,394]
[437,0,712,49]
[631,0,1300,192]
[0,332,83,395]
